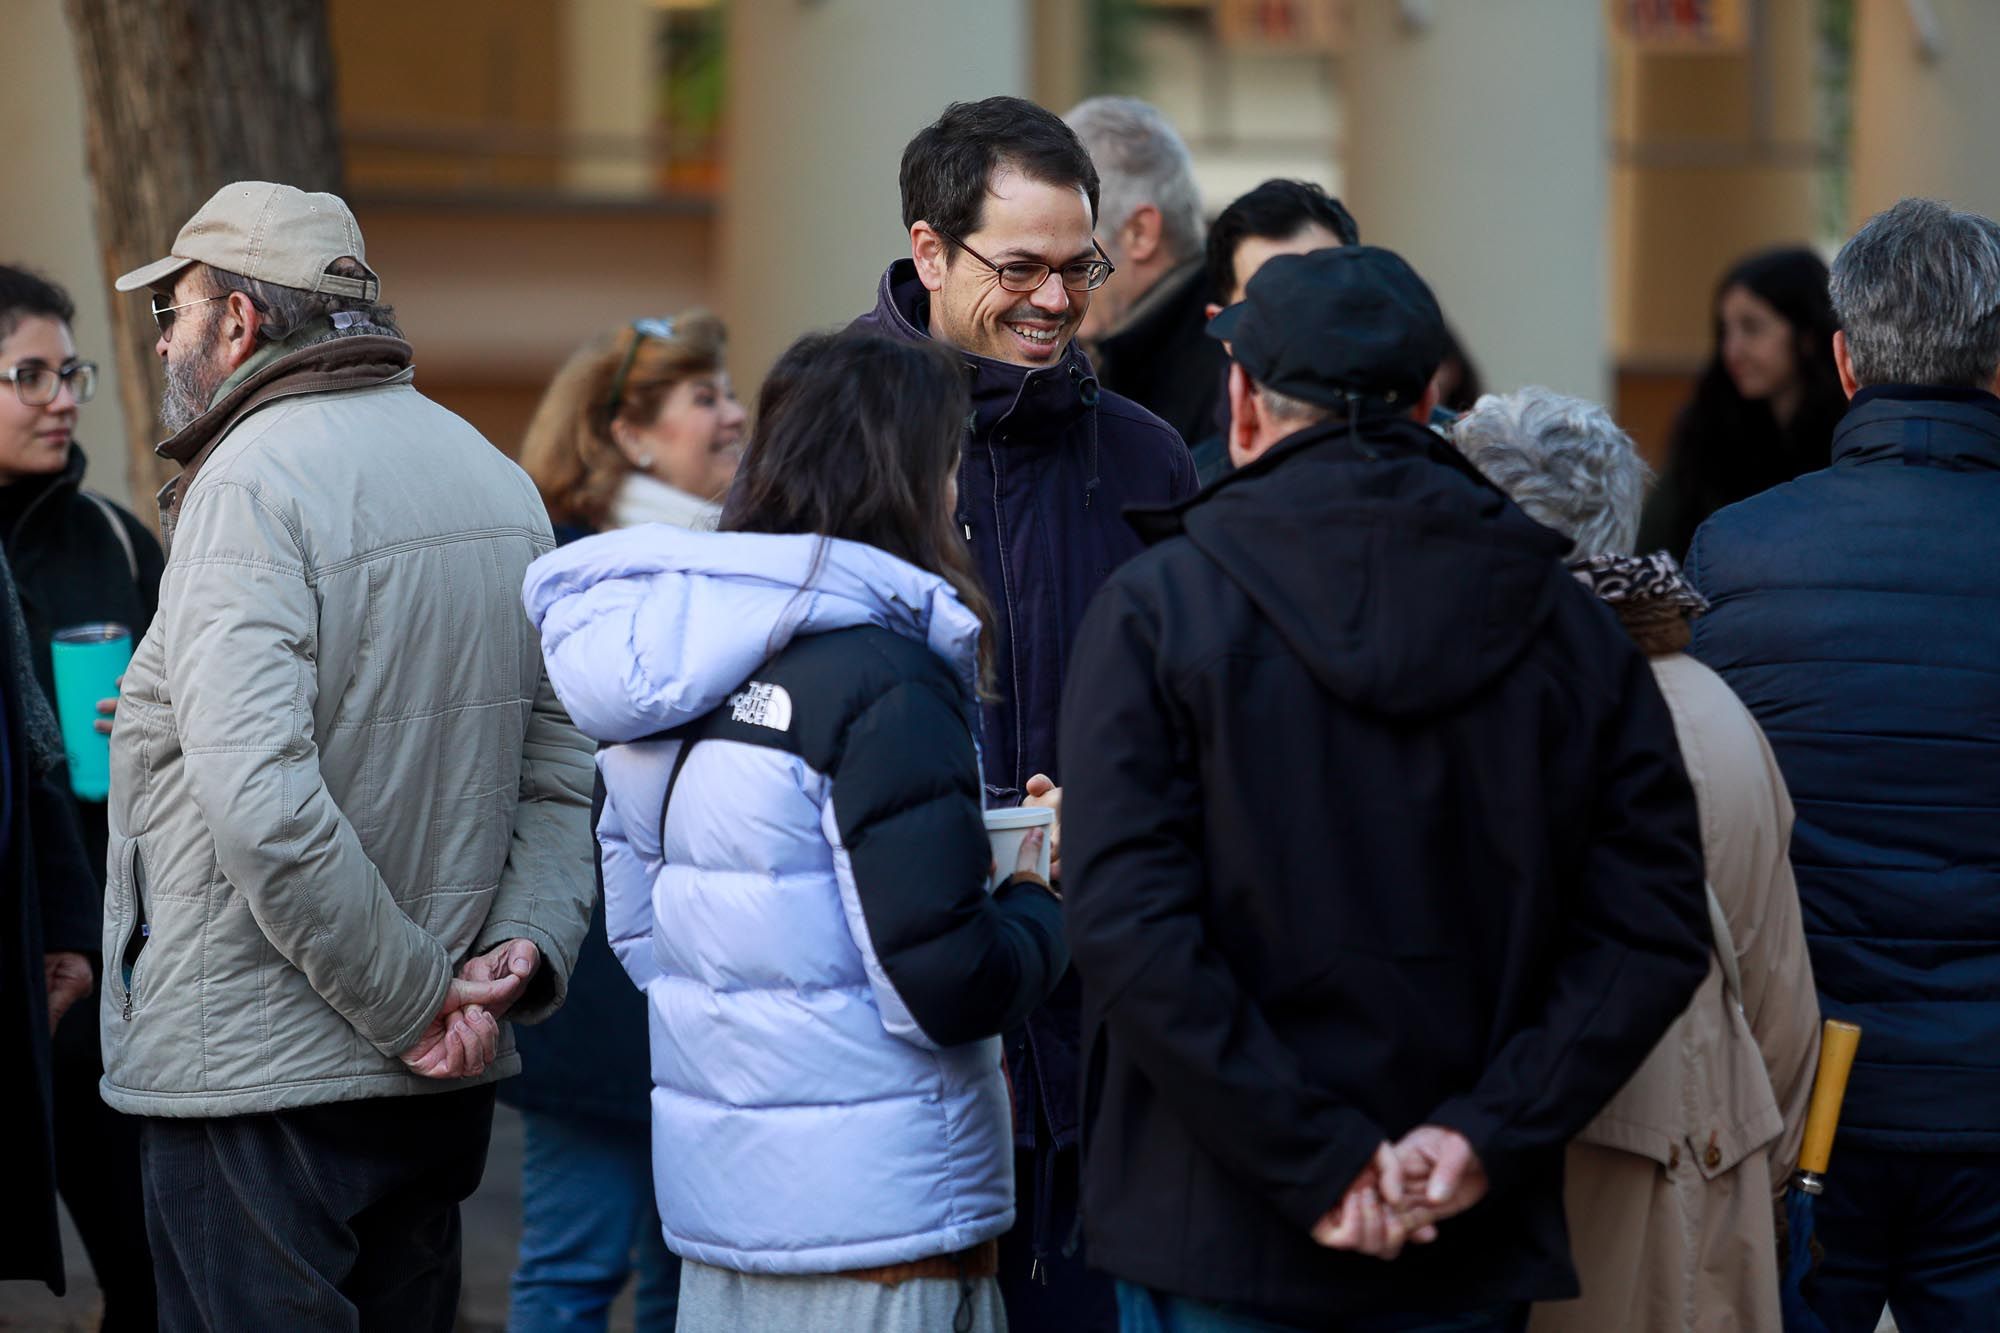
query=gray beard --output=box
[158,350,220,435]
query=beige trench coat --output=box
[1531,650,1820,1333]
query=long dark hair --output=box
[721,331,996,692]
[1642,246,1847,558]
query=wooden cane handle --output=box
[1798,1020,1862,1176]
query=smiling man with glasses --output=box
[99,182,595,1333]
[851,95,1198,1332]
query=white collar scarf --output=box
[612,472,723,532]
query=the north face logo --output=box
[727,681,793,731]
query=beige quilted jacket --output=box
[101,336,594,1117]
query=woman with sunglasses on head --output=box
[525,329,1068,1332]
[502,311,744,1333]
[521,312,746,545]
[0,264,162,1329]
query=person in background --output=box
[1456,388,1820,1333]
[850,95,1196,1330]
[520,312,744,545]
[1060,246,1710,1332]
[525,330,1070,1333]
[1637,246,1846,560]
[107,181,595,1331]
[1688,198,2000,1332]
[0,264,161,1331]
[0,547,98,1302]
[1192,178,1360,481]
[503,311,743,1333]
[1064,95,1227,448]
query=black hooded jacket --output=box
[1060,413,1711,1320]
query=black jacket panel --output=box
[675,625,1068,1051]
[1092,260,1229,451]
[1061,417,1710,1319]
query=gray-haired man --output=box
[105,182,594,1330]
[1688,197,2000,1332]
[1066,95,1225,447]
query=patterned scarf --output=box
[0,549,66,775]
[1569,551,1709,655]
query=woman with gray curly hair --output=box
[1456,388,1822,1332]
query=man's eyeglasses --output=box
[936,232,1116,293]
[151,292,225,338]
[3,361,98,407]
[607,317,677,417]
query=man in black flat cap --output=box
[1059,246,1711,1332]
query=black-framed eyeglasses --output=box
[151,292,225,338]
[2,361,97,407]
[607,317,678,417]
[936,232,1115,293]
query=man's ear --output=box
[911,223,949,294]
[1226,363,1262,469]
[1833,329,1860,400]
[1121,204,1165,266]
[219,290,262,372]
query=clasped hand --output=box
[399,939,542,1080]
[1310,1126,1489,1261]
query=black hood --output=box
[1137,415,1571,717]
[851,259,1101,442]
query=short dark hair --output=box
[722,330,998,693]
[0,265,78,344]
[1204,180,1361,304]
[899,97,1101,254]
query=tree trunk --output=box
[64,0,343,523]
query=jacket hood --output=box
[853,260,1102,442]
[1142,416,1571,716]
[524,524,983,743]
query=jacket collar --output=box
[859,259,1100,444]
[154,333,415,547]
[1832,387,2000,473]
[1092,258,1207,370]
[0,444,87,542]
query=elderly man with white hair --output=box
[1456,388,1820,1333]
[1065,94,1224,446]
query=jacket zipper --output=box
[986,440,1027,794]
[118,847,150,1020]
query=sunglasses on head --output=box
[607,317,678,417]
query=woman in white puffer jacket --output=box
[524,331,1068,1333]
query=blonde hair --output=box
[520,310,728,531]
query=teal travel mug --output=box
[50,623,132,801]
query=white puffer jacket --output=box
[525,526,1068,1274]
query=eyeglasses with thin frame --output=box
[606,317,678,417]
[934,231,1116,293]
[2,360,98,408]
[151,292,226,338]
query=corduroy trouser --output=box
[139,1084,495,1332]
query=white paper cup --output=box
[985,805,1054,889]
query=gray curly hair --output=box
[1452,387,1653,559]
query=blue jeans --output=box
[1116,1282,1526,1333]
[508,1111,679,1332]
[1808,1144,2000,1333]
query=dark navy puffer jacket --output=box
[1688,386,2000,1150]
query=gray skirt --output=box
[677,1258,1007,1333]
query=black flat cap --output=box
[1206,245,1448,410]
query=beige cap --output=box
[114,181,380,300]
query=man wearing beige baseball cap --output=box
[102,182,594,1331]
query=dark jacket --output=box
[500,520,650,1124]
[1061,414,1712,1321]
[0,445,164,885]
[850,262,1197,1186]
[1091,258,1229,452]
[1,551,98,1292]
[1688,386,2000,1151]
